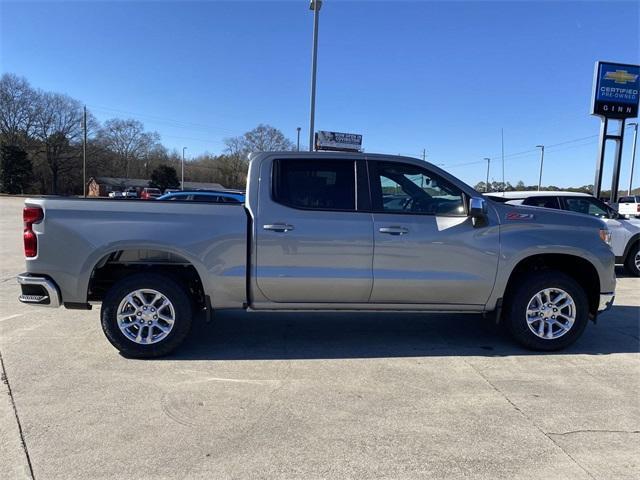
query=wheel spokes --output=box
[116,288,176,346]
[525,287,576,340]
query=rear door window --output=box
[273,159,356,211]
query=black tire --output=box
[504,270,589,351]
[101,273,193,358]
[624,243,640,277]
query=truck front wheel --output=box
[101,273,193,358]
[504,271,589,351]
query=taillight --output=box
[637,204,640,213]
[23,207,43,258]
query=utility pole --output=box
[308,0,322,151]
[629,122,638,196]
[297,127,301,151]
[501,128,505,190]
[484,158,490,192]
[536,144,545,191]
[422,149,426,161]
[83,105,87,197]
[181,147,187,190]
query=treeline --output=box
[0,73,294,194]
[474,180,594,194]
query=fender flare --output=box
[80,241,212,303]
[622,233,640,261]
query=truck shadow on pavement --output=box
[165,304,640,360]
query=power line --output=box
[445,135,600,169]
[87,104,238,136]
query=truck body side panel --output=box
[24,198,247,308]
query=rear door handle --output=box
[379,226,409,235]
[263,223,295,232]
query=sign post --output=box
[591,61,640,202]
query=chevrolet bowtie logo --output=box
[604,69,638,84]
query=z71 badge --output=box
[506,212,535,220]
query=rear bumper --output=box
[598,292,615,313]
[17,273,61,308]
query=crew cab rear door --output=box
[367,159,499,306]
[254,157,373,303]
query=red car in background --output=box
[140,187,162,199]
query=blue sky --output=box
[1,0,639,188]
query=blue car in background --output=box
[157,190,245,204]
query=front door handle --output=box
[379,226,409,235]
[263,223,295,232]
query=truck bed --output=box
[23,198,248,308]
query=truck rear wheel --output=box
[624,243,640,277]
[101,273,193,358]
[504,271,589,351]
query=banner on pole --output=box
[315,131,362,152]
[591,61,640,119]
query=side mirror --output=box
[469,197,488,227]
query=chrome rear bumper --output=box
[17,274,61,308]
[598,293,615,313]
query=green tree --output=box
[149,165,179,191]
[0,144,32,193]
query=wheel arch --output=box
[622,233,640,260]
[85,245,210,309]
[502,253,601,318]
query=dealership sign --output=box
[315,131,362,152]
[591,61,639,118]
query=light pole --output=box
[296,127,301,151]
[628,122,638,196]
[484,158,490,192]
[308,0,322,151]
[536,144,545,191]
[83,105,87,197]
[181,147,187,190]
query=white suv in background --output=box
[486,191,640,276]
[615,195,640,219]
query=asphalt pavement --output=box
[1,196,638,479]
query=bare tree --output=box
[32,91,85,194]
[220,124,294,188]
[95,118,161,178]
[0,73,38,146]
[240,124,295,154]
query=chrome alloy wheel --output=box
[116,289,175,345]
[526,288,576,340]
[635,251,640,271]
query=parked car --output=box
[615,195,640,219]
[486,191,640,276]
[140,187,162,200]
[108,190,123,198]
[163,188,180,194]
[123,188,138,199]
[18,152,615,357]
[157,190,245,203]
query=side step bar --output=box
[17,274,61,308]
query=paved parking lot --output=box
[1,195,638,479]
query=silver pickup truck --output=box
[18,152,616,357]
